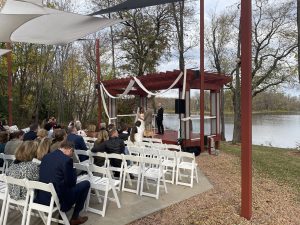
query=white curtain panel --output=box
[0,49,11,56]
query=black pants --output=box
[156,119,164,134]
[69,180,90,219]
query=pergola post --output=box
[240,0,252,220]
[184,86,191,140]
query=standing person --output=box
[156,103,164,134]
[35,141,90,225]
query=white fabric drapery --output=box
[100,79,135,99]
[99,85,116,124]
[0,49,11,56]
[132,71,183,96]
[0,0,122,45]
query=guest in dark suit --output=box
[156,102,164,134]
[67,126,88,161]
[35,141,90,225]
[23,123,38,141]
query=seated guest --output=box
[23,123,39,141]
[36,138,52,161]
[4,130,24,155]
[44,122,53,138]
[50,129,67,152]
[128,126,138,144]
[92,128,125,177]
[5,141,39,200]
[91,129,109,167]
[107,123,115,133]
[0,131,9,167]
[118,124,129,141]
[74,120,87,137]
[35,141,90,225]
[36,128,48,141]
[67,126,88,162]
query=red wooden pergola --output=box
[101,69,231,149]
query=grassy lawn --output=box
[221,142,300,195]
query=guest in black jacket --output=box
[23,123,39,141]
[91,128,125,176]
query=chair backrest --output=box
[150,138,162,144]
[176,151,195,163]
[151,143,166,150]
[143,148,160,158]
[141,157,162,170]
[159,149,176,161]
[142,137,152,143]
[123,154,142,166]
[74,150,91,163]
[27,180,61,213]
[89,164,113,181]
[2,154,16,172]
[89,151,108,166]
[128,146,143,156]
[166,144,182,152]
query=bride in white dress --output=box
[135,107,145,140]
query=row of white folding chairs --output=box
[75,151,168,200]
[0,174,69,225]
[125,141,182,152]
[127,146,198,187]
[74,163,121,217]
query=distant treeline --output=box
[156,91,300,114]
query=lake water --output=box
[163,114,300,149]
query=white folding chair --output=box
[128,146,144,157]
[74,150,90,165]
[159,149,177,184]
[175,151,199,188]
[3,176,30,225]
[150,138,162,144]
[87,165,121,217]
[122,155,142,195]
[0,174,7,225]
[106,154,124,191]
[26,180,70,225]
[151,143,166,150]
[166,144,182,152]
[140,157,168,199]
[2,154,16,172]
[89,151,108,167]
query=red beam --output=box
[6,43,12,126]
[96,39,102,129]
[240,0,252,220]
[200,0,205,151]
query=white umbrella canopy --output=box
[0,49,11,56]
[0,0,123,45]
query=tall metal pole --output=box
[6,43,13,126]
[240,0,252,220]
[96,38,102,129]
[200,0,205,151]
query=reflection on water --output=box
[163,114,300,148]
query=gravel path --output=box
[129,152,300,225]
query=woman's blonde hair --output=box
[37,138,52,160]
[15,141,38,161]
[37,128,48,140]
[95,130,109,144]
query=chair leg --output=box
[21,195,30,225]
[155,177,160,199]
[140,173,144,196]
[171,166,175,184]
[0,196,7,225]
[190,168,194,188]
[101,188,109,217]
[195,167,199,183]
[162,174,168,194]
[111,186,121,208]
[3,197,10,225]
[175,166,179,185]
[59,211,70,225]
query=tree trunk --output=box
[232,28,242,144]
